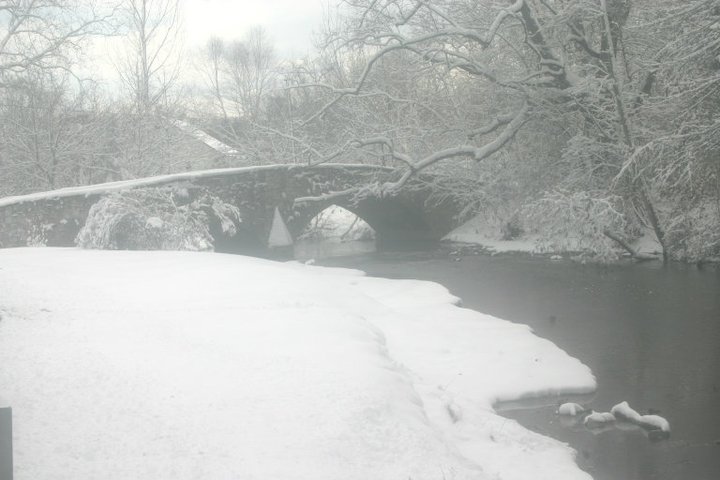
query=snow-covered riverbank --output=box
[0,248,595,479]
[443,215,665,260]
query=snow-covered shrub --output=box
[76,187,241,251]
[665,201,720,262]
[27,223,53,246]
[523,190,630,261]
[501,214,524,240]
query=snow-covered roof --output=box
[171,119,241,156]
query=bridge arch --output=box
[295,205,375,242]
[287,195,434,249]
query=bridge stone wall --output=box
[0,194,102,248]
[0,164,465,252]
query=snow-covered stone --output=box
[557,402,585,416]
[641,414,671,433]
[583,411,616,426]
[611,401,670,433]
[610,401,643,422]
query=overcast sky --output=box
[183,0,329,58]
[84,0,332,94]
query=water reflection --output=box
[495,393,596,413]
[313,246,720,480]
[293,239,376,261]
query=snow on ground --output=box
[445,215,665,259]
[0,248,595,480]
[630,228,663,256]
[446,232,539,253]
[442,215,538,253]
[172,120,240,156]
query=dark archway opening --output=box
[210,218,266,257]
[351,196,439,251]
[292,197,440,260]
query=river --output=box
[294,239,720,480]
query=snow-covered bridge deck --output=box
[0,164,465,251]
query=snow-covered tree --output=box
[76,186,242,251]
[296,0,720,261]
[0,0,111,85]
[116,0,182,113]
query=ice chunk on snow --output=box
[583,411,616,426]
[557,402,585,416]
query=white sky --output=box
[183,0,329,58]
[83,0,332,95]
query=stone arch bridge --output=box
[0,164,467,253]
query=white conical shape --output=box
[268,207,293,248]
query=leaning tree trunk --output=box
[600,0,669,262]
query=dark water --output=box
[303,240,720,480]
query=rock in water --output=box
[583,411,616,427]
[611,401,670,434]
[610,401,642,422]
[557,402,585,416]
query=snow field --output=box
[0,248,596,479]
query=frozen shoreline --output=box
[0,248,596,479]
[443,215,666,260]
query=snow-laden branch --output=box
[292,101,528,206]
[0,1,115,76]
[378,102,529,194]
[516,0,571,89]
[304,0,526,125]
[467,112,516,139]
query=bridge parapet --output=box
[0,164,465,251]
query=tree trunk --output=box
[603,229,659,261]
